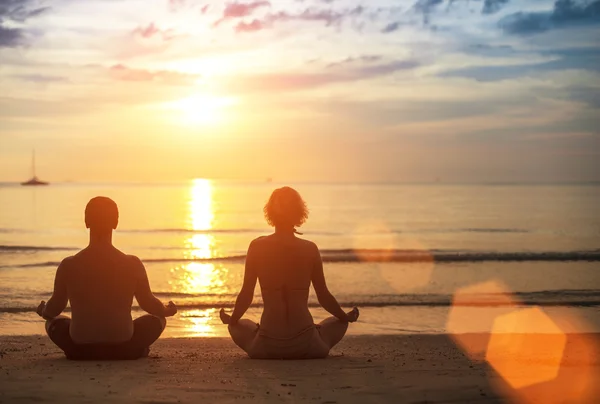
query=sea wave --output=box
[2,248,599,268]
[418,228,528,234]
[0,245,77,252]
[2,289,600,313]
[121,228,268,234]
[0,227,528,237]
[119,227,529,235]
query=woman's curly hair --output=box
[263,187,309,229]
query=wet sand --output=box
[0,334,598,403]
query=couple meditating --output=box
[37,187,359,360]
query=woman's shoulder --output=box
[251,235,318,250]
[295,237,319,251]
[251,235,268,243]
[249,235,270,249]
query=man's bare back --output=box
[37,197,177,359]
[61,246,148,343]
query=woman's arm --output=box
[230,241,259,324]
[311,245,350,322]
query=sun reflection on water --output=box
[179,309,220,337]
[189,178,213,232]
[169,179,228,334]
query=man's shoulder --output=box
[69,249,142,268]
[59,255,76,268]
[123,254,147,274]
[106,249,143,267]
[125,254,143,265]
[69,247,91,262]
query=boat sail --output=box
[21,150,49,186]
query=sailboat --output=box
[21,150,49,186]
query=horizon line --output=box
[1,179,600,186]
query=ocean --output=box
[1,180,599,338]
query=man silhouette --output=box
[37,196,177,360]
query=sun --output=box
[167,94,237,126]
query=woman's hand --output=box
[164,301,178,317]
[219,308,233,325]
[346,307,360,323]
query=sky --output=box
[0,0,599,183]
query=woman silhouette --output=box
[220,186,359,359]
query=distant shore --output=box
[1,334,598,403]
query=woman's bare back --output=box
[250,234,318,338]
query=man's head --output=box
[85,197,119,230]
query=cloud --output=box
[500,12,552,34]
[0,0,49,22]
[0,25,21,47]
[439,47,600,81]
[223,1,270,17]
[12,74,68,83]
[121,23,182,58]
[168,0,186,12]
[482,0,510,15]
[542,46,600,71]
[382,0,508,31]
[326,55,383,68]
[235,19,266,32]
[412,0,444,25]
[382,0,509,30]
[464,43,516,58]
[214,1,271,26]
[540,85,600,108]
[0,0,49,47]
[231,5,364,32]
[355,60,420,77]
[381,21,401,33]
[565,86,600,108]
[108,64,199,86]
[132,22,176,41]
[223,59,420,93]
[269,9,343,25]
[168,0,210,13]
[500,0,600,35]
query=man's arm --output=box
[311,245,351,322]
[230,241,258,324]
[133,257,177,318]
[39,258,70,320]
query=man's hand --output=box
[346,307,360,323]
[164,301,178,317]
[36,301,46,318]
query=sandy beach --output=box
[1,333,598,404]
